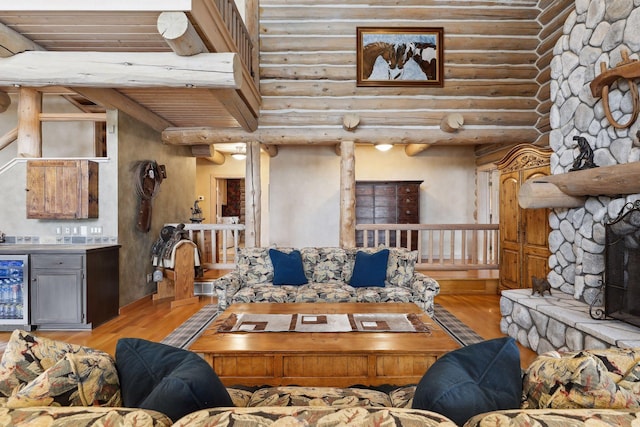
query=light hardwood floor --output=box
[0,293,538,369]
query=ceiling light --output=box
[375,143,393,152]
[231,144,246,160]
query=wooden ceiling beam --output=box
[162,127,538,146]
[0,21,44,58]
[0,51,242,89]
[157,11,207,56]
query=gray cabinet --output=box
[31,255,84,325]
[28,246,119,330]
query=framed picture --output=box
[356,27,444,87]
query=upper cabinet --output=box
[26,160,98,219]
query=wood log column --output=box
[17,87,41,158]
[340,140,356,248]
[245,141,261,247]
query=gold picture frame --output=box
[356,27,444,87]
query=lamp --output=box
[375,143,393,152]
[231,144,246,160]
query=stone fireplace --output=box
[500,1,640,353]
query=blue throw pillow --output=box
[269,249,308,285]
[116,338,233,422]
[349,249,389,287]
[412,337,522,426]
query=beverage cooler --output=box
[0,255,29,330]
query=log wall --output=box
[258,0,549,150]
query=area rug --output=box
[217,312,430,333]
[161,304,219,349]
[432,303,484,346]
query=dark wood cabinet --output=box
[26,160,98,219]
[356,181,422,248]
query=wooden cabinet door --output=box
[521,168,551,289]
[31,255,84,325]
[499,171,521,290]
[26,160,98,219]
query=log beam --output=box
[161,126,538,146]
[518,162,640,209]
[0,126,17,151]
[211,88,257,132]
[190,144,225,164]
[73,87,173,132]
[261,144,278,157]
[405,144,431,156]
[17,88,41,158]
[0,21,44,58]
[440,113,464,133]
[518,181,585,209]
[0,51,242,89]
[157,11,207,56]
[0,91,10,113]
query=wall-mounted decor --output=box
[356,27,444,87]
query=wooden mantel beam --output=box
[519,162,640,209]
[161,127,538,146]
[0,51,242,89]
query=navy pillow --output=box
[412,337,522,426]
[116,338,233,422]
[269,249,308,285]
[349,249,389,287]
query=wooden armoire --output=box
[497,145,552,291]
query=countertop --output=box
[0,244,120,254]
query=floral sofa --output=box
[210,246,441,316]
[3,330,640,426]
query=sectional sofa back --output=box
[235,247,418,288]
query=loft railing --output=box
[174,222,498,272]
[167,223,245,270]
[213,0,256,83]
[356,223,499,270]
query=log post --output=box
[17,87,41,158]
[340,140,356,248]
[244,141,261,247]
[0,127,17,151]
[0,91,10,113]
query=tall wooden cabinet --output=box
[355,180,422,249]
[497,145,552,291]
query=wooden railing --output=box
[167,223,245,270]
[172,222,498,272]
[356,223,499,270]
[213,0,255,83]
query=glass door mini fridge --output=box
[0,255,29,330]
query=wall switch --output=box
[146,273,153,283]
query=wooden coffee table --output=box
[189,302,460,387]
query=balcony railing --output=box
[167,223,245,270]
[213,0,256,83]
[175,222,498,273]
[356,223,499,270]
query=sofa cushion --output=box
[0,406,173,427]
[412,337,522,426]
[386,248,418,288]
[6,351,121,408]
[247,386,392,407]
[523,348,640,410]
[294,283,356,303]
[269,249,308,285]
[231,284,296,304]
[236,247,274,285]
[350,249,390,287]
[300,247,350,283]
[0,329,120,407]
[116,338,233,422]
[173,406,457,427]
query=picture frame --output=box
[356,27,444,87]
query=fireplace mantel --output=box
[519,161,640,209]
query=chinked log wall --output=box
[258,0,568,152]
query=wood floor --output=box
[0,293,539,369]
